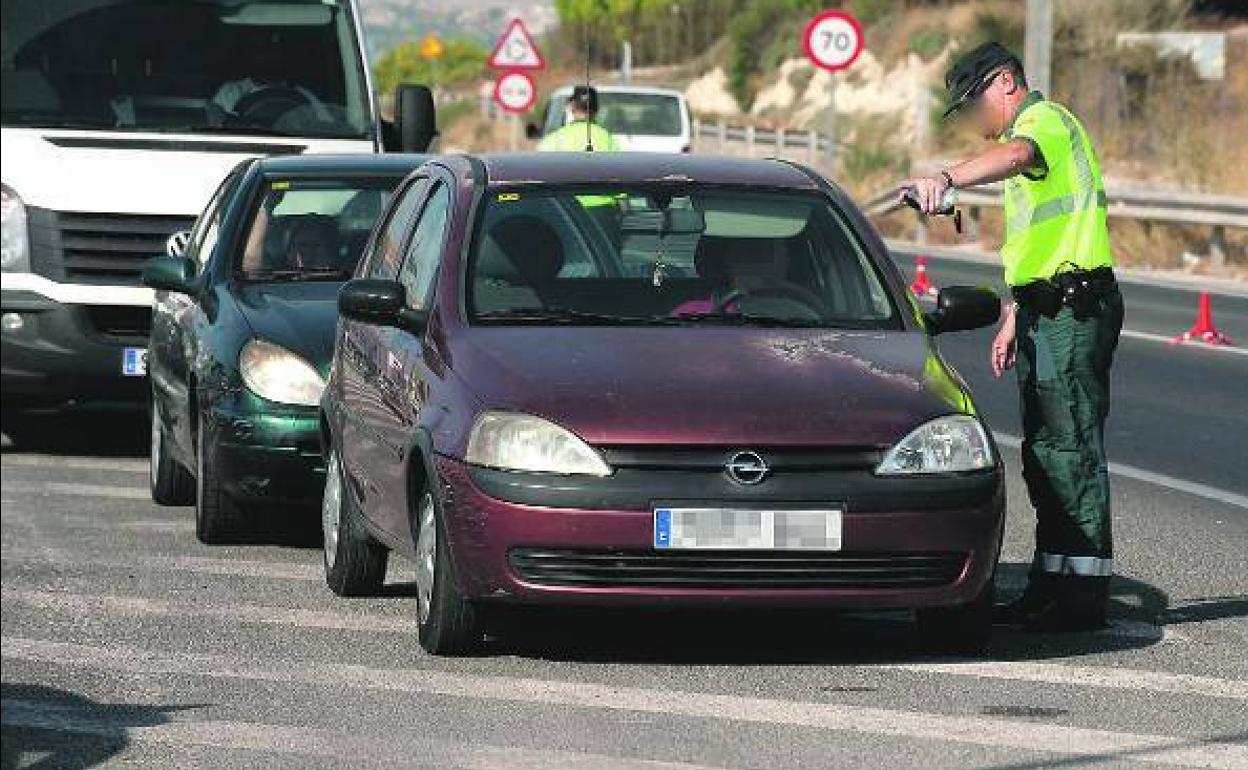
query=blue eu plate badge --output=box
[122,347,147,377]
[653,508,673,548]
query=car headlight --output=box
[1,185,31,273]
[876,414,994,475]
[465,412,612,476]
[239,339,325,407]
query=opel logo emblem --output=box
[165,230,191,258]
[726,451,769,485]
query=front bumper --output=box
[204,389,324,507]
[1,289,150,408]
[435,456,1005,610]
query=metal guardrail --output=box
[867,181,1248,267]
[691,119,838,167]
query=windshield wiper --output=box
[240,269,351,283]
[474,308,659,326]
[663,313,829,328]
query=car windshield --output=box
[468,186,900,329]
[237,176,400,282]
[547,92,684,137]
[1,0,371,139]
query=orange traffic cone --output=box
[910,255,938,298]
[1171,292,1233,346]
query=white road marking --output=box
[993,432,1248,510]
[0,550,323,582]
[0,698,729,770]
[882,660,1247,702]
[1,586,410,634]
[4,636,1245,769]
[1,455,148,472]
[3,482,150,500]
[1121,328,1248,357]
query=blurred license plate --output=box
[122,347,147,377]
[653,507,842,551]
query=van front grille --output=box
[55,211,196,285]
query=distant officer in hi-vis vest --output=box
[902,43,1123,631]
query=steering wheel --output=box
[230,84,319,127]
[712,283,828,318]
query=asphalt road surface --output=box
[3,345,1246,770]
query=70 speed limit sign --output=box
[802,10,863,72]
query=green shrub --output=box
[909,25,949,60]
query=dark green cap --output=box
[943,42,1022,118]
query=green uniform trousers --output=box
[1014,287,1124,612]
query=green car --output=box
[143,154,423,543]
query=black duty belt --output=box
[1011,266,1116,318]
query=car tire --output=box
[412,484,480,656]
[194,417,247,544]
[916,577,994,654]
[150,404,194,506]
[322,448,388,596]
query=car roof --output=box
[472,153,820,190]
[254,153,427,175]
[550,84,685,99]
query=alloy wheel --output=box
[322,452,342,570]
[414,491,437,624]
[149,408,162,489]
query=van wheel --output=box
[322,449,388,596]
[150,404,194,505]
[916,579,994,654]
[412,486,479,655]
[195,418,247,544]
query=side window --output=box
[397,182,450,310]
[365,178,427,280]
[187,167,242,270]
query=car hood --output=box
[234,281,342,375]
[450,327,973,448]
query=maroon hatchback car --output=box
[319,153,1005,655]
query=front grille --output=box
[81,305,152,339]
[56,211,196,285]
[509,548,965,589]
[598,447,882,472]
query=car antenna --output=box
[583,17,593,152]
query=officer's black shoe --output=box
[992,585,1056,628]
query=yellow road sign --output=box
[419,34,445,61]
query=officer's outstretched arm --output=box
[947,140,1037,188]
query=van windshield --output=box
[469,186,900,330]
[1,0,372,140]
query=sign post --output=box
[488,17,545,150]
[802,10,864,171]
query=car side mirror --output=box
[925,286,1001,334]
[338,279,426,332]
[142,255,196,293]
[524,122,541,141]
[385,83,437,153]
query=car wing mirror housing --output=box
[925,285,1001,334]
[338,279,426,332]
[383,84,437,153]
[141,255,196,293]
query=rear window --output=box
[236,176,402,281]
[468,185,899,330]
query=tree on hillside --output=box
[373,37,488,94]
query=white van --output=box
[0,0,433,425]
[531,85,692,153]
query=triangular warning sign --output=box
[488,18,545,70]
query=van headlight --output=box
[1,185,31,273]
[239,339,325,406]
[465,412,612,476]
[876,415,994,475]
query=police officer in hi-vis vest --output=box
[902,43,1123,631]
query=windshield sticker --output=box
[497,192,521,202]
[271,180,291,190]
